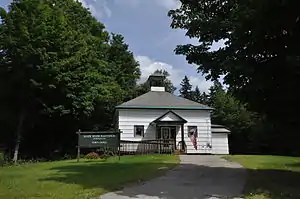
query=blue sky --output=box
[1,0,224,93]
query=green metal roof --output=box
[116,91,213,110]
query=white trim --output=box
[150,86,165,92]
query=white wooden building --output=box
[115,73,230,154]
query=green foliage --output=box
[107,33,140,101]
[169,0,300,155]
[0,0,140,160]
[179,77,260,153]
[190,86,201,103]
[179,76,192,100]
[135,69,176,96]
[209,82,260,153]
[85,152,100,159]
[1,0,109,117]
[190,86,209,104]
[155,69,176,93]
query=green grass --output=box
[224,155,300,199]
[0,155,179,199]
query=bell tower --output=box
[147,72,166,92]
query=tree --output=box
[0,0,125,162]
[107,33,140,101]
[155,69,176,93]
[179,75,192,99]
[169,1,300,154]
[200,92,210,105]
[135,69,176,96]
[208,81,260,154]
[190,86,210,104]
[190,86,201,103]
[85,33,141,130]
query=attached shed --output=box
[211,124,231,154]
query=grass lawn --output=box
[0,155,179,199]
[224,155,300,199]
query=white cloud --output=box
[135,55,212,93]
[77,0,88,8]
[189,76,213,94]
[155,0,181,10]
[76,0,111,19]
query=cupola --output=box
[147,72,166,92]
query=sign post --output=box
[76,129,81,162]
[76,130,121,162]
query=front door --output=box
[159,127,176,152]
[161,127,171,140]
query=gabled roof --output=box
[116,91,213,110]
[153,110,187,123]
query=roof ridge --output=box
[116,91,213,110]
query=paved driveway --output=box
[100,155,246,199]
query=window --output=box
[134,125,144,137]
[187,126,198,138]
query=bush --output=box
[85,152,100,159]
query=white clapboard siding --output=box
[174,110,212,154]
[212,133,229,154]
[118,109,212,154]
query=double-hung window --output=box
[134,125,144,137]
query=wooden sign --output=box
[78,132,119,148]
[76,130,121,162]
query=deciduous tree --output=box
[208,81,259,154]
[169,0,300,154]
[135,69,176,96]
[0,0,135,162]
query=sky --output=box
[0,0,224,93]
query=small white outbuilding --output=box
[211,124,231,154]
[115,73,230,154]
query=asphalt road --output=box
[100,155,246,199]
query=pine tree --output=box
[190,86,210,104]
[200,92,210,105]
[191,86,201,103]
[179,76,192,100]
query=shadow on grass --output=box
[245,169,300,199]
[39,160,300,199]
[286,162,300,167]
[40,161,178,192]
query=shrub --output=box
[85,152,100,159]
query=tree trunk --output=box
[13,110,25,164]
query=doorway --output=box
[158,126,176,151]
